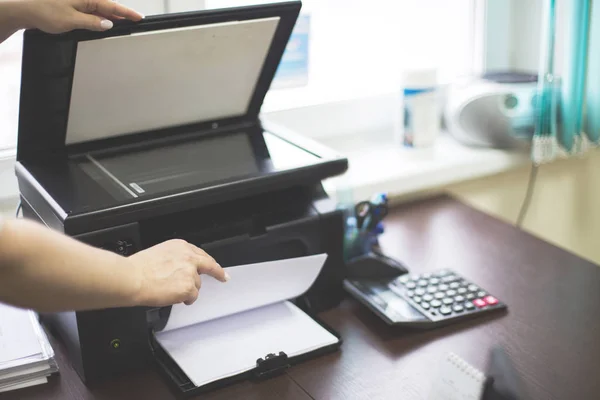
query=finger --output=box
[189,244,217,264]
[194,273,202,290]
[92,12,126,20]
[191,253,229,283]
[79,0,144,21]
[71,13,114,31]
[183,286,199,306]
[187,245,225,277]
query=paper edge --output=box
[156,300,339,388]
[161,253,329,332]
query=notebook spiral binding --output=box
[448,353,487,383]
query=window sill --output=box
[262,93,531,202]
[318,130,531,203]
[0,149,17,206]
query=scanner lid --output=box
[16,0,301,162]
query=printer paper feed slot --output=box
[160,254,328,332]
[154,301,339,388]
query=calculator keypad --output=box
[390,270,503,320]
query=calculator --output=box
[343,269,507,329]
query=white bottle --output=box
[395,69,440,148]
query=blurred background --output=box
[2,0,599,264]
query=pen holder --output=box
[342,214,409,279]
[340,193,410,279]
[339,192,388,262]
[343,215,381,262]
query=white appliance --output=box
[444,73,539,149]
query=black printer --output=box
[14,1,349,395]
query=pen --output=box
[366,204,388,232]
[361,214,372,234]
[355,201,371,230]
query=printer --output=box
[14,1,349,395]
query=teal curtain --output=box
[534,0,600,163]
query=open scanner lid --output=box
[17,0,301,161]
[14,1,347,232]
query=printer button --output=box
[110,339,121,351]
[110,240,134,256]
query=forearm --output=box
[0,0,29,44]
[0,218,141,312]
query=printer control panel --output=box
[75,223,141,258]
[103,239,135,256]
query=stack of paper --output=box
[0,303,58,393]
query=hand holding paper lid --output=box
[0,0,143,41]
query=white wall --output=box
[510,0,543,72]
[0,197,17,219]
[483,0,544,73]
[119,0,165,16]
[447,149,600,264]
[497,0,569,75]
[118,0,207,16]
[483,0,514,71]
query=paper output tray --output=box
[149,305,342,397]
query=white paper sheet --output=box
[66,17,279,144]
[155,301,339,387]
[162,254,328,332]
[0,305,43,364]
[0,376,48,393]
[0,363,51,381]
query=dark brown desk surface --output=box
[2,195,600,400]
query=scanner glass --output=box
[77,131,320,200]
[80,133,261,198]
[25,130,322,214]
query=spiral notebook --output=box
[428,352,489,400]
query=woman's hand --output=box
[0,218,230,312]
[16,0,144,33]
[128,239,230,307]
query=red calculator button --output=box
[473,298,486,308]
[484,296,498,305]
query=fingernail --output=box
[140,13,146,19]
[224,272,231,282]
[101,20,114,30]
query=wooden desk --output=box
[2,196,599,400]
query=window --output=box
[264,0,479,110]
[0,0,478,151]
[0,30,22,151]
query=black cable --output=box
[15,201,22,218]
[516,164,539,228]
